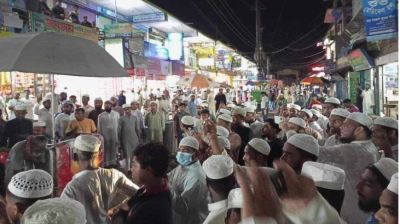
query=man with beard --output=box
[287,103,301,118]
[244,107,264,139]
[262,119,283,167]
[1,104,32,148]
[321,97,341,136]
[81,94,94,118]
[231,107,250,165]
[217,114,241,163]
[97,101,120,167]
[55,101,74,140]
[174,103,190,144]
[34,95,53,138]
[111,96,124,116]
[375,173,398,224]
[118,104,140,171]
[57,92,68,113]
[356,158,398,223]
[88,97,105,128]
[324,108,350,146]
[318,112,380,224]
[372,117,398,161]
[4,135,50,186]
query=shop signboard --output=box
[362,0,398,41]
[147,58,161,75]
[167,33,183,61]
[29,12,46,32]
[171,60,184,76]
[383,63,398,75]
[103,23,133,38]
[348,49,374,71]
[45,18,74,33]
[349,72,360,104]
[144,41,169,60]
[131,12,166,23]
[72,23,98,42]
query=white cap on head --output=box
[216,126,229,138]
[150,101,158,105]
[181,116,194,126]
[33,121,46,127]
[288,103,301,111]
[8,169,53,199]
[374,117,398,130]
[43,95,52,102]
[288,117,307,129]
[287,134,319,156]
[301,109,313,118]
[15,104,26,111]
[330,108,350,118]
[301,161,345,190]
[227,188,243,209]
[122,104,130,109]
[227,103,236,108]
[373,158,398,181]
[248,138,271,156]
[324,97,341,105]
[21,198,86,224]
[179,136,199,150]
[310,109,321,118]
[82,94,90,98]
[219,108,231,115]
[286,130,297,139]
[94,97,103,101]
[232,107,247,117]
[201,102,209,108]
[346,112,373,129]
[311,104,322,110]
[202,155,234,179]
[387,173,398,194]
[245,107,255,113]
[218,114,233,123]
[217,136,231,150]
[74,135,101,153]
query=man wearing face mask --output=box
[168,136,208,224]
[324,108,350,146]
[4,135,50,186]
[318,112,380,224]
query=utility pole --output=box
[255,0,265,79]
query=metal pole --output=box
[50,74,55,146]
[255,0,261,71]
[114,0,118,23]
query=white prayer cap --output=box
[373,158,398,181]
[387,173,398,194]
[33,121,46,127]
[122,104,130,109]
[346,112,373,129]
[21,198,86,224]
[232,107,247,117]
[8,169,53,199]
[201,102,209,107]
[301,161,345,190]
[218,114,233,123]
[216,126,229,138]
[288,117,307,129]
[324,97,341,105]
[15,104,26,111]
[286,130,297,139]
[310,109,321,118]
[94,97,103,101]
[227,103,236,108]
[287,103,301,111]
[150,101,158,105]
[227,188,243,209]
[374,117,398,130]
[219,108,231,115]
[287,134,319,156]
[43,95,52,102]
[82,94,90,98]
[311,104,322,110]
[301,109,313,118]
[245,107,255,113]
[74,135,101,153]
[330,108,350,118]
[179,136,199,150]
[217,136,231,150]
[248,138,271,156]
[181,116,194,126]
[202,155,234,179]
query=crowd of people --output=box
[0,85,397,224]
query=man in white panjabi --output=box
[318,112,380,224]
[361,84,374,115]
[118,104,140,171]
[61,135,138,224]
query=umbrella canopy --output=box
[178,74,217,88]
[0,32,128,77]
[301,77,324,85]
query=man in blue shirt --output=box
[188,95,198,117]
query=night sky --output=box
[147,0,332,71]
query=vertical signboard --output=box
[349,72,360,104]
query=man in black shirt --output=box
[231,107,250,165]
[262,119,284,167]
[214,88,227,112]
[1,105,32,149]
[52,0,66,20]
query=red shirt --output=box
[347,105,360,113]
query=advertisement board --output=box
[348,49,374,71]
[131,12,166,23]
[349,72,360,104]
[144,41,169,60]
[103,23,133,38]
[167,33,183,61]
[362,0,398,41]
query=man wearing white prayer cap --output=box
[34,95,53,138]
[225,188,243,224]
[307,109,324,137]
[180,115,195,137]
[243,138,271,167]
[301,162,346,212]
[318,112,380,223]
[168,136,208,224]
[231,107,251,165]
[32,121,46,136]
[81,94,94,118]
[88,97,105,128]
[324,108,351,146]
[145,100,165,142]
[218,108,231,116]
[287,117,322,140]
[6,169,53,224]
[217,136,231,154]
[61,135,138,224]
[375,173,398,223]
[287,103,301,118]
[298,109,313,123]
[217,126,229,138]
[119,103,140,171]
[281,134,319,173]
[202,155,235,224]
[244,107,264,139]
[1,102,33,148]
[372,116,398,161]
[217,114,242,163]
[322,97,341,117]
[355,158,398,223]
[21,198,86,224]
